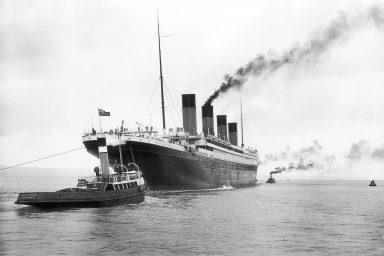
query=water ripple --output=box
[1,178,383,255]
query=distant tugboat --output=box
[369,180,377,186]
[266,173,276,184]
[15,136,149,207]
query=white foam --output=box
[218,184,235,190]
[157,185,236,194]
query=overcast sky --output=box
[1,0,384,178]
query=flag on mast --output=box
[98,108,110,116]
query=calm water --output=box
[1,170,383,256]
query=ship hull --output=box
[83,138,258,190]
[15,185,148,208]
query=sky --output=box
[1,0,384,179]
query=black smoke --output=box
[347,140,384,162]
[347,141,369,161]
[270,158,316,176]
[372,148,384,159]
[263,140,331,176]
[264,140,323,164]
[204,5,384,106]
[264,140,384,178]
[271,166,286,174]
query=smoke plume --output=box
[263,140,384,179]
[347,140,369,161]
[264,140,324,164]
[347,140,384,161]
[204,5,384,106]
[270,169,283,175]
[264,140,325,178]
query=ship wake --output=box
[151,185,235,195]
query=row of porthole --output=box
[200,159,254,170]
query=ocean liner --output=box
[82,18,259,190]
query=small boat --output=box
[266,174,276,184]
[369,180,377,186]
[15,136,149,207]
[15,163,148,207]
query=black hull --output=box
[83,139,258,190]
[15,186,148,208]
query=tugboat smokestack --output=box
[97,136,110,178]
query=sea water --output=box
[0,169,383,256]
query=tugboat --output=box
[15,136,149,207]
[266,173,276,184]
[369,180,377,186]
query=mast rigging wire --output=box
[129,36,157,124]
[163,86,177,127]
[142,78,161,123]
[164,81,182,125]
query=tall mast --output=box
[157,13,166,130]
[240,99,244,148]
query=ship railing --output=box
[194,140,207,146]
[78,172,140,185]
[82,130,113,136]
[105,173,140,183]
[83,129,163,137]
[78,176,101,184]
[83,131,168,145]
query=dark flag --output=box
[98,108,110,116]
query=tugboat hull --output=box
[15,185,148,208]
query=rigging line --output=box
[131,68,157,125]
[129,146,136,164]
[0,147,85,171]
[130,35,157,123]
[131,64,157,120]
[167,86,181,127]
[164,81,182,124]
[141,78,160,122]
[161,64,181,113]
[163,86,176,127]
[162,75,181,111]
[167,81,182,116]
[164,84,177,126]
